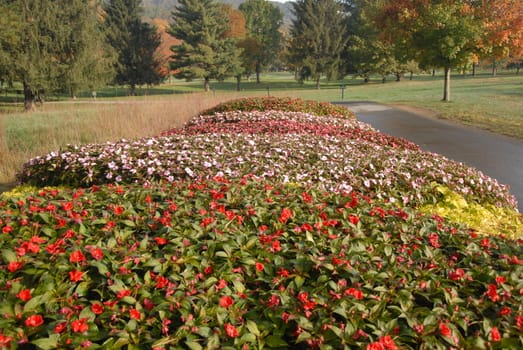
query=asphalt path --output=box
[340,102,523,212]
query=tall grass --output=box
[0,92,243,186]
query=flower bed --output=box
[199,96,356,119]
[18,111,516,210]
[0,179,522,349]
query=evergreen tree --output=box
[104,0,163,95]
[289,0,348,89]
[169,0,243,92]
[239,0,283,84]
[0,0,115,110]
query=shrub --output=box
[0,179,522,349]
[199,97,356,119]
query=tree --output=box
[371,0,482,101]
[239,0,283,84]
[221,5,247,91]
[0,0,115,110]
[104,0,163,95]
[169,0,243,92]
[475,0,523,75]
[289,0,348,89]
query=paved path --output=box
[342,102,523,212]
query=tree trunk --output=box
[204,77,210,92]
[472,63,476,77]
[409,72,413,80]
[315,77,320,89]
[492,60,497,76]
[236,75,241,91]
[432,69,436,77]
[443,66,451,102]
[256,62,261,84]
[23,82,36,112]
[395,73,401,82]
[129,84,137,96]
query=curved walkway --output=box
[341,102,523,212]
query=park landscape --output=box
[1,0,523,349]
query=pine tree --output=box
[169,0,243,92]
[289,0,348,89]
[104,0,163,95]
[0,0,115,110]
[239,0,283,84]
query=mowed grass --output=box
[0,72,521,189]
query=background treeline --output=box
[0,0,521,110]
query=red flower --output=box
[348,215,359,225]
[154,237,168,245]
[69,270,84,282]
[516,316,523,331]
[204,266,213,275]
[69,250,86,263]
[490,326,501,342]
[498,307,511,316]
[486,284,500,302]
[278,208,293,224]
[495,276,507,285]
[71,318,89,333]
[215,279,227,290]
[2,225,13,234]
[224,323,239,338]
[25,315,44,327]
[16,289,32,301]
[0,334,12,347]
[117,289,131,299]
[155,275,169,289]
[255,262,264,272]
[267,295,280,308]
[54,322,67,334]
[91,303,104,315]
[439,322,452,338]
[90,247,104,260]
[113,206,124,215]
[449,268,465,281]
[7,261,23,272]
[219,295,234,308]
[301,192,312,203]
[428,233,440,248]
[129,308,141,320]
[345,288,364,300]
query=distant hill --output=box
[142,0,294,26]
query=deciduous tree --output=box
[239,0,283,84]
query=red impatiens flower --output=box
[516,316,523,331]
[71,318,89,333]
[7,261,23,272]
[428,233,440,248]
[490,327,501,342]
[69,250,86,263]
[449,268,465,281]
[219,295,234,308]
[117,289,131,299]
[91,303,104,315]
[89,247,104,260]
[486,284,500,302]
[439,322,452,337]
[366,335,397,350]
[54,322,67,334]
[129,308,141,320]
[69,270,84,282]
[16,289,32,302]
[154,237,168,245]
[278,208,293,224]
[255,262,265,272]
[0,334,12,347]
[345,288,364,300]
[224,323,239,338]
[2,225,13,234]
[25,315,44,327]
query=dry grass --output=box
[0,92,244,187]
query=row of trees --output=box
[1,0,522,110]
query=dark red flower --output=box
[224,323,239,338]
[25,315,44,327]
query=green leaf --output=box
[265,335,288,348]
[1,249,16,263]
[185,341,203,350]
[31,334,59,350]
[246,320,260,336]
[121,220,136,227]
